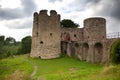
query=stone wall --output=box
[30,10,118,64]
[66,39,118,64]
[61,28,83,41]
[30,10,61,59]
[84,17,106,41]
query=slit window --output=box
[74,34,76,37]
[40,41,43,44]
[50,33,52,36]
[36,32,38,37]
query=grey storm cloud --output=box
[105,0,120,20]
[61,0,101,13]
[87,0,120,20]
[62,0,120,21]
[84,0,101,4]
[0,0,37,20]
[21,0,37,15]
[0,8,24,20]
[5,18,32,29]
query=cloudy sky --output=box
[0,0,120,41]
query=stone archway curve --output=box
[83,43,89,61]
[94,42,103,63]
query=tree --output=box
[61,19,79,28]
[0,36,21,58]
[111,39,120,64]
[5,37,16,45]
[21,36,32,54]
[0,36,5,47]
[0,36,5,55]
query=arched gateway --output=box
[30,10,120,64]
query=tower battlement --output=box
[30,10,115,64]
[31,10,61,59]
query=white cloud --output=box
[0,23,32,41]
[5,17,32,29]
[0,0,21,8]
[0,0,120,41]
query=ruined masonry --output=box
[30,10,118,63]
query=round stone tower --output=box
[30,10,61,59]
[83,17,106,40]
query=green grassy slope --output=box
[0,54,120,80]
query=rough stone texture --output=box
[30,10,118,63]
[30,10,61,59]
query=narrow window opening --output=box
[39,56,41,59]
[40,41,43,44]
[36,32,38,37]
[74,34,76,37]
[50,33,52,36]
[88,36,89,38]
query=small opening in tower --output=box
[39,56,41,59]
[64,32,66,34]
[74,34,76,37]
[40,41,43,44]
[103,36,104,38]
[50,33,52,36]
[88,36,89,38]
[75,43,79,48]
[36,32,38,37]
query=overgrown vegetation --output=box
[0,54,120,80]
[0,55,33,80]
[20,36,32,54]
[110,39,120,64]
[0,35,31,59]
[61,19,79,28]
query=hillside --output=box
[0,54,120,80]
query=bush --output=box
[110,39,120,64]
[21,36,31,54]
[61,19,79,28]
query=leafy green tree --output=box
[5,37,16,45]
[0,36,5,58]
[2,45,17,57]
[111,39,120,64]
[21,36,32,54]
[61,19,79,28]
[0,36,21,58]
[0,36,5,47]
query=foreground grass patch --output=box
[0,55,120,80]
[0,55,33,80]
[29,56,103,80]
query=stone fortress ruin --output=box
[30,10,118,63]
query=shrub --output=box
[110,39,120,64]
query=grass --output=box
[0,54,120,80]
[31,56,103,80]
[0,55,33,80]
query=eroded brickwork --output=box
[30,10,118,63]
[30,10,61,59]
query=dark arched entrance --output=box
[94,43,103,63]
[83,43,89,61]
[61,32,71,54]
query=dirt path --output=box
[31,65,38,77]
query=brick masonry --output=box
[30,10,118,63]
